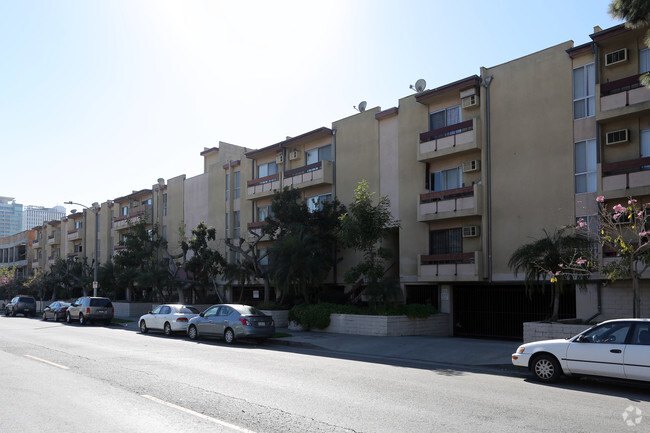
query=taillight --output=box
[239,318,249,326]
[61,307,67,312]
[176,317,188,322]
[86,308,90,313]
[111,308,114,314]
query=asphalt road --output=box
[1,316,649,433]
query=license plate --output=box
[97,310,105,313]
[258,322,266,326]
[23,309,30,312]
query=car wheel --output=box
[163,322,172,336]
[224,328,236,345]
[66,313,72,324]
[11,310,16,317]
[532,354,561,383]
[188,325,198,340]
[4,310,8,317]
[79,313,85,325]
[42,313,47,321]
[140,320,148,333]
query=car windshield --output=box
[180,306,200,314]
[90,298,112,307]
[18,297,35,303]
[233,305,265,316]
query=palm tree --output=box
[508,228,593,321]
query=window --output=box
[429,105,461,131]
[225,213,229,238]
[234,171,241,199]
[307,193,332,212]
[258,162,278,178]
[630,323,650,345]
[74,244,83,253]
[142,198,152,206]
[225,173,230,201]
[233,211,240,239]
[581,322,631,344]
[429,229,462,255]
[75,221,83,229]
[162,193,167,216]
[641,129,650,161]
[306,144,332,165]
[431,167,462,192]
[258,248,268,266]
[573,63,595,119]
[121,206,129,216]
[640,48,650,74]
[162,225,167,241]
[257,205,273,222]
[575,139,597,193]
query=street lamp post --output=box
[65,201,100,297]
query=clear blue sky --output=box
[0,0,622,212]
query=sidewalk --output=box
[116,316,521,370]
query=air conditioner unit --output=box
[462,225,480,238]
[462,159,481,173]
[289,150,300,160]
[605,129,629,145]
[461,95,479,109]
[276,154,284,164]
[605,48,628,66]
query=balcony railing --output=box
[602,156,650,192]
[418,251,482,281]
[283,160,333,189]
[601,74,644,96]
[420,120,473,143]
[420,185,474,204]
[285,161,322,178]
[418,185,480,221]
[247,173,279,187]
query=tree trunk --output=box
[632,262,640,318]
[550,289,560,322]
[263,277,270,303]
[177,286,185,304]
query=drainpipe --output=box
[332,128,338,285]
[481,75,493,282]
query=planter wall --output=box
[523,321,591,343]
[113,302,153,318]
[261,310,289,328]
[310,313,450,337]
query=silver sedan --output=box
[139,304,200,336]
[186,304,275,344]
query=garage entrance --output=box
[453,285,576,340]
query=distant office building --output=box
[0,197,23,237]
[22,205,66,231]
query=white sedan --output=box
[512,318,650,383]
[139,304,201,336]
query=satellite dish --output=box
[354,101,367,112]
[410,79,426,93]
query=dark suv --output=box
[66,297,114,326]
[5,296,37,317]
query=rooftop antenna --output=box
[410,79,427,93]
[353,101,367,112]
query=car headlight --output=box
[516,346,525,354]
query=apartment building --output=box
[4,22,648,338]
[0,230,34,279]
[22,205,66,232]
[569,24,650,319]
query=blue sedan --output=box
[186,304,275,344]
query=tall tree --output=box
[182,222,226,303]
[508,228,594,321]
[264,187,345,303]
[337,180,400,310]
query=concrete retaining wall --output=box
[261,310,289,328]
[523,321,591,343]
[311,313,451,336]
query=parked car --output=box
[139,304,201,336]
[42,301,71,322]
[512,318,650,383]
[66,297,114,326]
[187,304,275,344]
[5,295,36,317]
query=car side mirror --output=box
[148,311,153,314]
[576,335,589,343]
[199,312,205,317]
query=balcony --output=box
[417,251,483,282]
[32,239,41,248]
[283,160,334,189]
[247,173,280,199]
[246,221,273,242]
[47,234,61,245]
[48,256,56,265]
[68,229,80,241]
[113,204,153,229]
[418,184,482,222]
[418,119,478,161]
[32,258,41,268]
[598,74,650,120]
[601,157,650,199]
